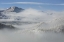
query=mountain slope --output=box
[0,6,24,13]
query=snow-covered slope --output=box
[0,6,24,20]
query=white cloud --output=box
[1,2,64,5]
[1,2,44,5]
[55,4,64,5]
[0,8,64,42]
[1,2,50,5]
[14,2,43,4]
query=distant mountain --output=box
[0,6,24,19]
[0,6,24,13]
[6,6,24,13]
[0,12,8,19]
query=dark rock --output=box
[0,10,4,12]
[0,23,15,29]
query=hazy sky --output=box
[0,0,64,11]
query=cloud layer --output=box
[0,8,64,42]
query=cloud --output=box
[0,8,64,42]
[1,2,44,5]
[54,4,64,5]
[1,2,51,5]
[1,2,64,5]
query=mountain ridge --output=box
[0,6,24,13]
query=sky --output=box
[0,0,64,11]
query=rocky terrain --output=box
[0,23,15,29]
